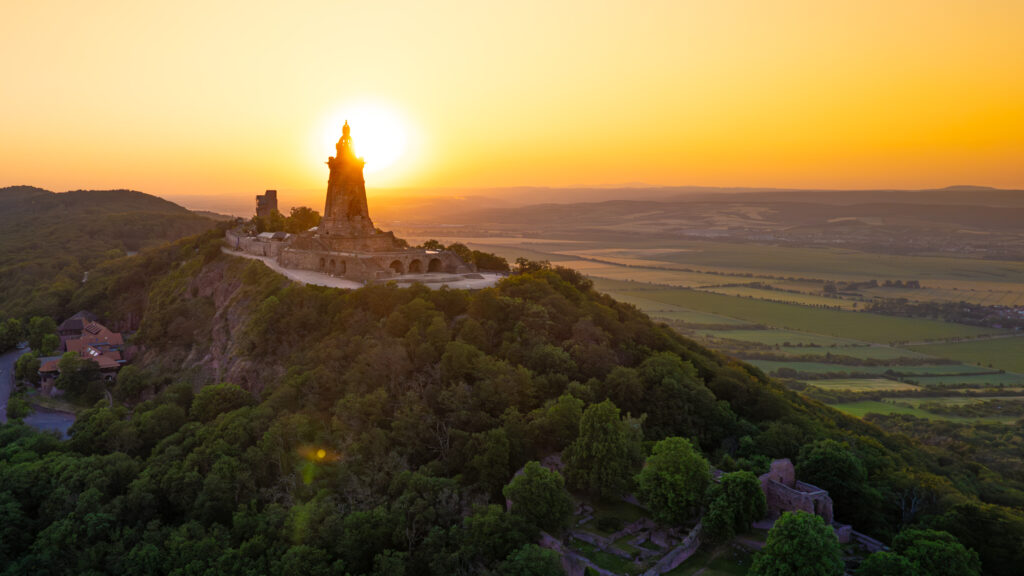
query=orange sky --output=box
[3,1,1023,204]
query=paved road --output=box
[0,347,28,424]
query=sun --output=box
[321,105,408,174]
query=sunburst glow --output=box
[321,105,408,174]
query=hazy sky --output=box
[3,0,1023,204]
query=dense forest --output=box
[1,228,1022,575]
[0,186,216,319]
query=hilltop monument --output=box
[229,122,472,282]
[322,121,374,237]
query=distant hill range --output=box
[371,186,1024,261]
[0,186,217,319]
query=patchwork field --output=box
[803,379,921,392]
[606,289,999,344]
[697,329,856,346]
[830,399,1019,424]
[908,337,1024,374]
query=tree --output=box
[502,461,574,533]
[14,353,40,384]
[750,511,843,576]
[796,439,877,526]
[857,551,917,576]
[27,316,57,352]
[39,333,60,356]
[190,382,254,422]
[54,351,102,398]
[564,400,643,500]
[496,544,564,576]
[284,206,321,233]
[703,470,767,541]
[420,239,444,250]
[891,529,980,576]
[635,437,710,525]
[0,318,23,351]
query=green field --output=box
[747,360,993,377]
[698,329,857,346]
[908,372,1024,387]
[831,399,1018,424]
[908,337,1024,374]
[606,288,999,344]
[805,379,921,392]
[772,346,935,360]
[892,395,1024,408]
[565,241,1024,287]
[701,285,860,309]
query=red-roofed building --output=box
[40,313,125,395]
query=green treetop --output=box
[635,436,710,525]
[502,461,574,533]
[563,399,643,500]
[750,511,844,576]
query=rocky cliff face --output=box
[133,253,290,395]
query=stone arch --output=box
[329,259,336,273]
[338,260,347,274]
[319,257,326,270]
[428,258,443,273]
[408,259,423,274]
[389,260,404,274]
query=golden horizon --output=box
[3,1,1023,200]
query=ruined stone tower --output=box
[321,121,376,236]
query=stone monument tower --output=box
[321,121,375,236]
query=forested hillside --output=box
[1,230,1022,575]
[0,186,217,319]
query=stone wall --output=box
[228,230,472,283]
[759,459,834,524]
[227,230,287,259]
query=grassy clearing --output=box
[907,337,1024,374]
[664,543,753,576]
[805,379,921,392]
[572,541,639,575]
[608,288,999,344]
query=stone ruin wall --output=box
[227,230,287,259]
[759,459,834,524]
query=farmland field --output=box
[908,337,1024,374]
[607,288,1000,343]
[700,285,860,309]
[804,378,921,392]
[908,373,1024,387]
[561,241,1024,286]
[746,360,995,377]
[769,345,935,360]
[697,329,856,346]
[831,399,1019,424]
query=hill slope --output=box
[0,186,217,319]
[0,230,1019,575]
